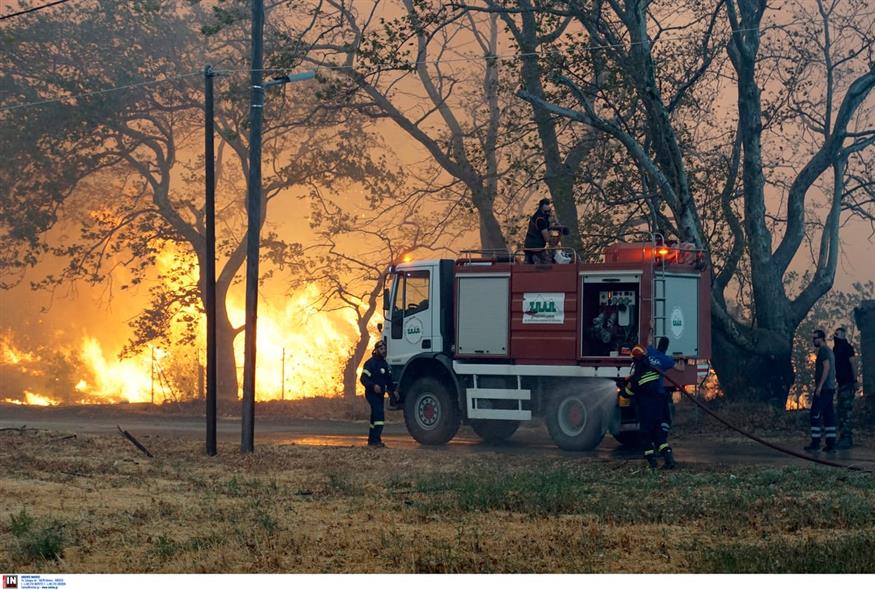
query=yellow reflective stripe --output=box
[658,443,670,452]
[638,374,659,385]
[362,369,372,377]
[624,386,635,396]
[373,421,384,426]
[644,449,655,456]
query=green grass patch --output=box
[8,508,35,536]
[407,463,875,531]
[7,508,67,562]
[15,521,67,562]
[691,531,875,573]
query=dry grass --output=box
[2,427,874,573]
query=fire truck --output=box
[380,239,711,450]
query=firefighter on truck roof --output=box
[622,343,676,469]
[523,198,554,264]
[360,341,397,448]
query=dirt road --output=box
[1,404,873,469]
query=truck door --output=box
[387,269,434,365]
[654,272,700,357]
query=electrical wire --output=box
[0,71,203,113]
[0,0,78,21]
[0,21,783,113]
[3,13,873,113]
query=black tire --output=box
[470,420,520,443]
[545,391,605,451]
[403,376,460,445]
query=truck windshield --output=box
[391,270,430,318]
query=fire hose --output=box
[659,365,872,473]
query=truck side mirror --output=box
[377,322,383,332]
[382,288,390,312]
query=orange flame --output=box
[226,284,364,400]
[1,282,373,405]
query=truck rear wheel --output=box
[470,420,520,443]
[545,392,605,451]
[403,377,460,445]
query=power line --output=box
[0,71,203,112]
[0,0,78,21]
[3,18,872,114]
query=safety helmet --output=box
[631,344,646,358]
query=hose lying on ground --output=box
[661,368,871,473]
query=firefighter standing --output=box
[622,344,676,469]
[806,328,838,452]
[360,341,396,448]
[523,198,554,264]
[833,327,858,449]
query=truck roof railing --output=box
[459,247,579,265]
[459,249,515,263]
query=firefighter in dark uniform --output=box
[621,344,676,469]
[523,198,554,264]
[360,341,396,447]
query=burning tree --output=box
[1,0,401,407]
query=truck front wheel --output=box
[470,420,520,443]
[403,377,460,445]
[545,392,605,451]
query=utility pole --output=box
[241,0,265,454]
[150,346,155,404]
[204,65,218,457]
[281,347,285,401]
[240,0,314,453]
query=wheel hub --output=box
[416,394,440,430]
[557,397,588,437]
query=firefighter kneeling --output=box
[620,344,676,469]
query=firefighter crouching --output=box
[621,344,676,469]
[360,341,397,448]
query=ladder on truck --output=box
[651,233,668,344]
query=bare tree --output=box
[278,0,536,251]
[491,0,874,404]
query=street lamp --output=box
[265,71,316,87]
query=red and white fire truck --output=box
[380,240,711,450]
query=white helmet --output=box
[554,249,572,264]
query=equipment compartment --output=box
[580,273,641,357]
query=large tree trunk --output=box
[508,0,583,252]
[854,300,875,417]
[341,279,384,400]
[215,310,239,413]
[711,321,794,407]
[342,316,373,402]
[475,200,507,252]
